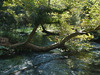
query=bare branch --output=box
[25,25,39,44]
[9,25,100,52]
[9,42,25,48]
[23,32,86,52]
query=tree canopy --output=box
[0,0,100,53]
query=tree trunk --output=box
[10,32,86,52]
[9,25,39,48]
[48,0,50,7]
[25,25,39,44]
[9,25,100,52]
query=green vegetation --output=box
[0,0,100,54]
[0,1,100,75]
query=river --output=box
[0,34,100,75]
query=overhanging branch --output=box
[24,25,39,44]
[23,32,86,52]
[9,25,100,52]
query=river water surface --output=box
[0,34,100,75]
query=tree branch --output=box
[9,42,25,48]
[24,25,39,44]
[9,25,100,52]
[23,32,86,52]
[41,25,59,35]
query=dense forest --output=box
[0,0,100,75]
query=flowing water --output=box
[0,34,100,75]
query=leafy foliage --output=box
[0,0,100,52]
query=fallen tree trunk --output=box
[8,25,100,52]
[9,32,86,52]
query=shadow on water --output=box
[0,33,100,75]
